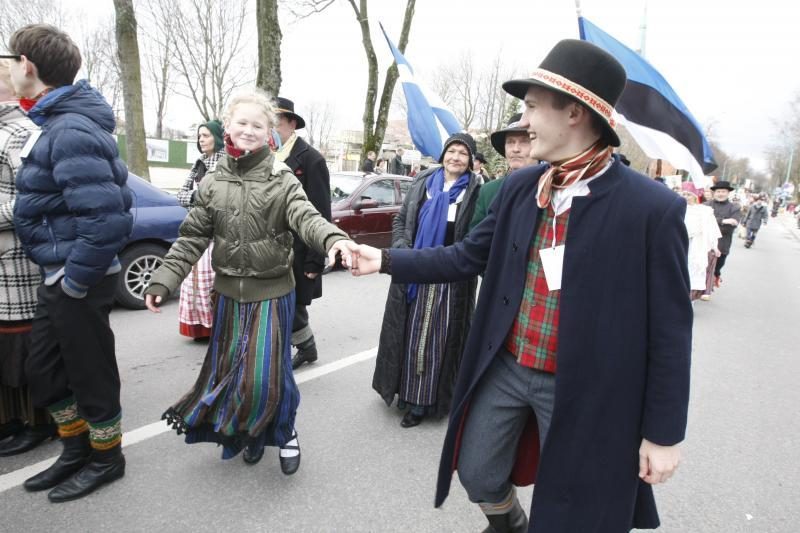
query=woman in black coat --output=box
[372,134,481,427]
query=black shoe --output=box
[243,444,264,465]
[481,494,529,533]
[0,424,58,456]
[400,411,424,428]
[0,419,24,441]
[279,432,300,475]
[291,339,318,370]
[48,449,126,503]
[24,433,92,492]
[744,240,752,248]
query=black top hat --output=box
[710,180,734,191]
[474,152,488,164]
[490,113,528,157]
[502,39,627,147]
[438,133,476,170]
[275,97,306,130]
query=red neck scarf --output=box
[536,141,614,209]
[18,88,52,112]
[224,133,266,159]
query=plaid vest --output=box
[505,204,571,373]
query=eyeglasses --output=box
[0,55,21,60]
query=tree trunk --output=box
[256,0,282,96]
[113,0,150,180]
[351,0,416,168]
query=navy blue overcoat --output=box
[390,158,692,532]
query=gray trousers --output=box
[457,348,556,504]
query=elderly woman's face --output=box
[227,103,269,152]
[197,127,215,154]
[443,143,470,176]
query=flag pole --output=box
[575,0,582,18]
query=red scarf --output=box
[18,88,52,112]
[536,141,614,209]
[224,133,267,159]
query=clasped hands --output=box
[327,240,382,276]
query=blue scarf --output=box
[407,167,471,302]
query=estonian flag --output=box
[579,17,717,186]
[379,23,461,158]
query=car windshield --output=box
[330,174,362,201]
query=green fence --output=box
[116,134,196,169]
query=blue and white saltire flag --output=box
[379,23,461,158]
[579,17,717,187]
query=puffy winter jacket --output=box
[146,147,348,303]
[13,80,133,298]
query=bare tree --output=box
[0,0,70,47]
[82,20,123,122]
[157,0,253,121]
[289,0,417,167]
[114,0,150,179]
[139,0,177,139]
[256,0,282,96]
[304,100,336,154]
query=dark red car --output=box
[330,171,413,247]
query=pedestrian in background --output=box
[473,152,490,183]
[742,194,768,248]
[679,191,721,301]
[0,58,55,457]
[372,133,481,428]
[9,24,133,502]
[470,113,535,231]
[145,90,354,475]
[704,180,741,288]
[361,150,376,173]
[390,147,407,175]
[273,97,332,370]
[176,119,224,340]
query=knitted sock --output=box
[479,486,517,516]
[47,397,88,438]
[88,412,122,452]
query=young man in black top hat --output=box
[274,97,332,369]
[346,39,691,532]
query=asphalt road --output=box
[1,215,798,532]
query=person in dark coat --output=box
[742,194,768,248]
[274,97,332,369]
[361,150,376,173]
[8,24,133,502]
[347,40,691,532]
[703,180,741,286]
[373,133,481,428]
[390,147,407,175]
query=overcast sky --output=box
[81,0,798,172]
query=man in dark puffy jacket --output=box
[8,24,132,503]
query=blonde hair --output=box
[223,89,277,128]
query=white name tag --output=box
[539,245,565,291]
[19,130,42,159]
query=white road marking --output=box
[0,347,378,494]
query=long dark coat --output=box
[284,137,331,306]
[372,168,481,418]
[390,160,692,532]
[703,199,741,255]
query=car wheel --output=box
[117,243,168,309]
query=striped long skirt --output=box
[399,283,450,408]
[163,292,299,459]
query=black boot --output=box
[48,446,126,503]
[291,338,318,370]
[0,424,58,456]
[0,419,24,441]
[23,432,92,492]
[481,496,529,533]
[243,444,265,465]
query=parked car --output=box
[116,174,187,309]
[330,171,413,248]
